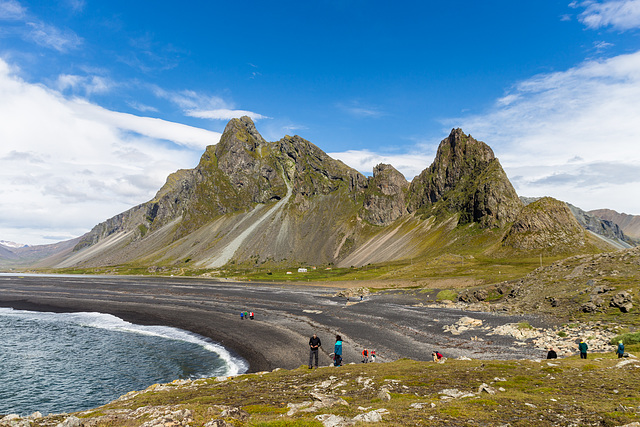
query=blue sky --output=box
[1,0,640,245]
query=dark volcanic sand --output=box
[0,275,550,373]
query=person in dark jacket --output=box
[617,341,625,358]
[578,339,588,359]
[308,333,321,369]
[546,347,558,359]
[333,335,343,366]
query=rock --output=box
[610,291,633,312]
[287,401,313,416]
[439,389,476,399]
[377,387,391,401]
[478,383,497,394]
[56,417,81,427]
[524,403,537,408]
[203,421,233,427]
[315,414,354,427]
[581,302,598,313]
[353,409,385,422]
[219,407,249,421]
[410,402,431,409]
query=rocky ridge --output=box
[3,119,626,271]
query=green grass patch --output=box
[436,289,458,301]
[610,332,640,345]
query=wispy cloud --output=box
[0,0,25,20]
[0,1,82,52]
[337,101,386,118]
[186,108,269,121]
[152,86,268,122]
[575,0,640,30]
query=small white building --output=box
[298,267,308,273]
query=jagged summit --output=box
[407,128,522,228]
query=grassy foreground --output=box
[30,348,640,427]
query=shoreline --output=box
[0,274,560,375]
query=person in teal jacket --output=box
[578,339,588,359]
[333,335,343,366]
[617,341,625,358]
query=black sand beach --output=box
[0,274,548,373]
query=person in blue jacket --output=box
[333,335,343,366]
[617,341,625,358]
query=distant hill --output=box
[2,118,623,272]
[589,209,640,240]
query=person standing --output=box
[578,339,588,359]
[617,341,625,358]
[362,348,368,363]
[308,333,321,369]
[333,335,343,366]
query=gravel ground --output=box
[0,274,551,373]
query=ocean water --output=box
[0,308,248,416]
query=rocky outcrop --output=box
[501,197,589,254]
[590,208,640,240]
[567,203,634,248]
[361,164,409,225]
[407,128,522,228]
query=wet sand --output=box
[0,274,549,373]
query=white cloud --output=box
[186,108,269,121]
[0,58,219,245]
[449,50,640,214]
[577,0,640,30]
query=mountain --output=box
[5,118,624,271]
[0,240,28,248]
[589,209,640,240]
[407,128,522,228]
[0,238,81,268]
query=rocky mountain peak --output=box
[362,164,409,226]
[407,129,521,227]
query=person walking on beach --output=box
[309,333,321,369]
[333,335,343,366]
[617,341,625,358]
[578,339,588,359]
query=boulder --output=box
[610,291,633,313]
